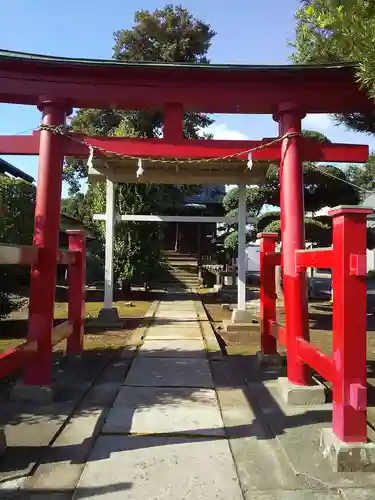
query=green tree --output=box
[347,154,375,202]
[61,192,94,227]
[0,177,35,317]
[222,130,359,250]
[64,5,216,288]
[291,0,375,133]
[257,162,359,245]
[0,177,35,245]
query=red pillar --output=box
[276,105,311,386]
[25,102,70,386]
[67,230,86,356]
[164,102,183,141]
[330,206,371,442]
[258,232,278,354]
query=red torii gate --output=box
[0,51,373,456]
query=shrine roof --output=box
[0,157,34,183]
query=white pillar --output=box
[104,179,115,309]
[237,182,247,310]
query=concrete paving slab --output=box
[156,311,197,317]
[16,493,72,500]
[138,339,206,358]
[100,360,132,383]
[157,304,196,309]
[74,435,243,499]
[151,320,201,328]
[250,380,375,489]
[341,489,375,499]
[159,301,196,305]
[10,383,54,404]
[82,383,121,406]
[146,326,202,340]
[243,492,342,499]
[24,410,104,492]
[102,387,224,436]
[0,401,78,482]
[155,309,197,316]
[55,382,92,403]
[154,315,198,322]
[124,358,214,388]
[216,387,309,494]
[157,304,196,310]
[153,318,199,330]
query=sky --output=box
[0,0,374,196]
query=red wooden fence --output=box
[258,206,372,443]
[0,230,86,383]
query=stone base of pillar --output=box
[10,383,54,404]
[231,308,254,324]
[320,428,375,472]
[277,376,326,406]
[0,428,6,458]
[213,284,222,293]
[97,307,123,328]
[222,320,259,333]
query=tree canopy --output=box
[0,176,35,245]
[0,176,35,317]
[63,5,216,288]
[347,154,375,202]
[221,129,360,251]
[291,0,375,134]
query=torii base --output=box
[231,308,254,324]
[97,307,125,328]
[320,428,375,472]
[278,377,326,406]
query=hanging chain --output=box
[39,123,300,165]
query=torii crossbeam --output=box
[0,131,368,162]
[0,131,368,186]
[0,130,369,310]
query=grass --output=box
[54,300,150,320]
[0,296,151,354]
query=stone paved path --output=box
[74,294,244,499]
[2,292,375,499]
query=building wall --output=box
[245,244,261,272]
[235,243,261,272]
[162,222,216,255]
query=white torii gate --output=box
[95,179,255,323]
